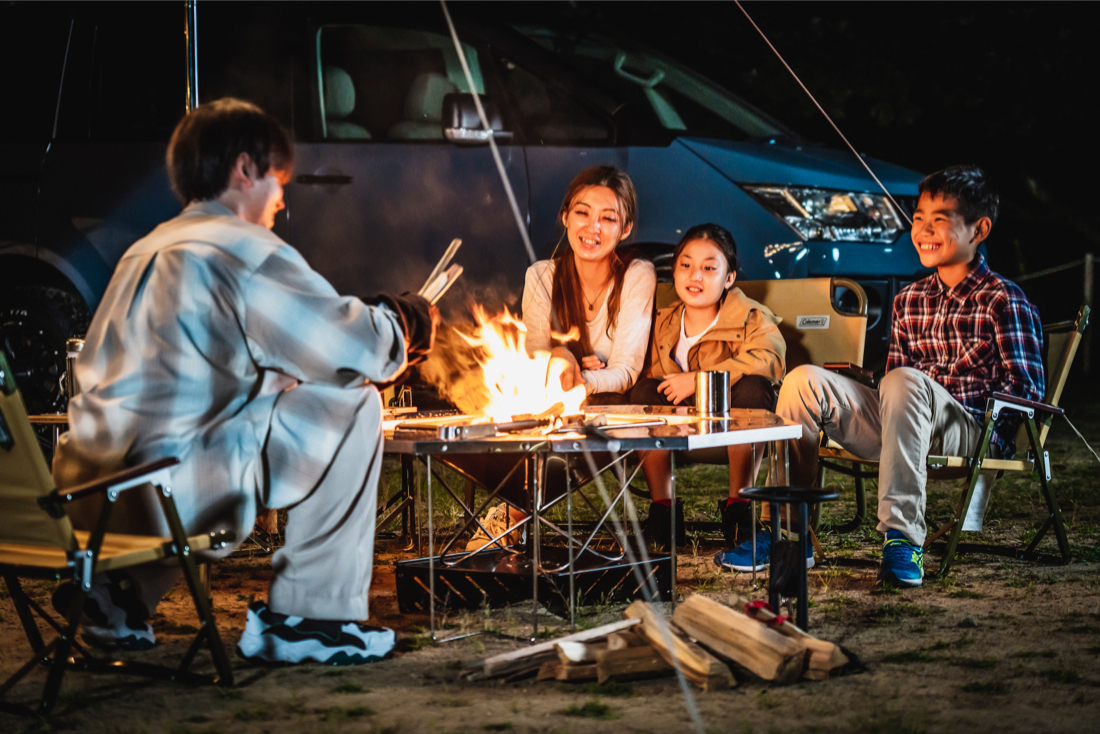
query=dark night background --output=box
[501,1,1098,323]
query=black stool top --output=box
[740,486,840,504]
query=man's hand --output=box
[580,354,606,371]
[548,347,585,392]
[658,371,697,405]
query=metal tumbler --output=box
[694,371,730,415]
[65,338,85,399]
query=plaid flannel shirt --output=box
[53,201,408,544]
[886,254,1045,456]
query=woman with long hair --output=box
[466,165,656,550]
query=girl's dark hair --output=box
[167,98,294,204]
[550,166,639,359]
[673,223,740,277]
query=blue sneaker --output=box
[879,529,924,587]
[714,525,815,572]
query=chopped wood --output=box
[556,641,607,665]
[595,645,673,683]
[606,630,649,651]
[537,660,561,681]
[623,600,735,691]
[672,595,806,684]
[479,618,641,678]
[735,595,849,673]
[556,662,599,681]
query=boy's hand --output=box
[658,372,697,405]
[580,354,606,371]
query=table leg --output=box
[530,453,541,643]
[769,502,781,612]
[427,455,435,640]
[670,449,677,610]
[566,452,575,631]
[798,501,810,631]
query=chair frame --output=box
[818,305,1090,578]
[1,351,234,716]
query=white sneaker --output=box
[53,577,156,651]
[236,601,394,665]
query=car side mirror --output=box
[443,93,514,145]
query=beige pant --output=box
[119,394,384,622]
[776,365,990,546]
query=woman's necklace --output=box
[582,278,610,312]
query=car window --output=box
[315,25,485,141]
[514,25,785,141]
[496,57,611,145]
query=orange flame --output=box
[460,306,586,422]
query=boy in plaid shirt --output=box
[714,165,1044,587]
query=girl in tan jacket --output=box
[630,224,786,550]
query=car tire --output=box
[0,286,91,414]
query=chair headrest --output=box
[404,72,457,123]
[323,66,357,120]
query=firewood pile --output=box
[462,595,849,688]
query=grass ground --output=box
[2,384,1099,734]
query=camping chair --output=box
[818,305,1090,578]
[648,277,868,536]
[0,350,234,716]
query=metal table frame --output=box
[384,407,800,639]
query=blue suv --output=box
[0,3,924,413]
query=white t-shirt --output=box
[674,309,721,371]
[522,258,656,394]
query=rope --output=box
[1063,414,1100,465]
[732,1,912,226]
[440,0,537,266]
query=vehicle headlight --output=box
[743,185,906,244]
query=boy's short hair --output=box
[167,98,294,204]
[918,164,999,226]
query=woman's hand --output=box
[658,371,697,405]
[548,347,586,391]
[580,354,606,371]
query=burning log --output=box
[623,600,735,691]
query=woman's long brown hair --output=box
[550,166,638,361]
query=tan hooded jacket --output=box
[646,287,786,385]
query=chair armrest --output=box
[988,391,1064,416]
[823,362,876,389]
[49,457,181,504]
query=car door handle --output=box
[296,174,353,185]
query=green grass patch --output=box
[949,589,986,599]
[951,657,997,670]
[1011,650,1058,659]
[560,701,619,720]
[483,724,513,732]
[333,682,367,694]
[1040,669,1084,684]
[882,650,936,664]
[558,680,637,698]
[962,681,1010,695]
[233,708,269,722]
[320,706,374,722]
[875,602,928,622]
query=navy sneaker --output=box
[236,600,394,665]
[713,524,815,572]
[878,529,924,587]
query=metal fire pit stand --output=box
[386,407,801,641]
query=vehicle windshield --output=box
[513,25,789,141]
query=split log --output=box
[595,645,674,683]
[478,618,640,678]
[556,641,607,665]
[736,595,849,673]
[671,595,806,684]
[537,660,562,681]
[606,630,649,651]
[556,662,599,681]
[623,600,735,691]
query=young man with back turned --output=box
[53,98,437,663]
[715,164,1045,587]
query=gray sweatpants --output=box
[112,392,384,622]
[776,365,991,546]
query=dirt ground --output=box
[4,388,1100,734]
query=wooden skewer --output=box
[419,238,463,297]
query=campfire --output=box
[459,306,585,424]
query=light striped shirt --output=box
[53,201,408,543]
